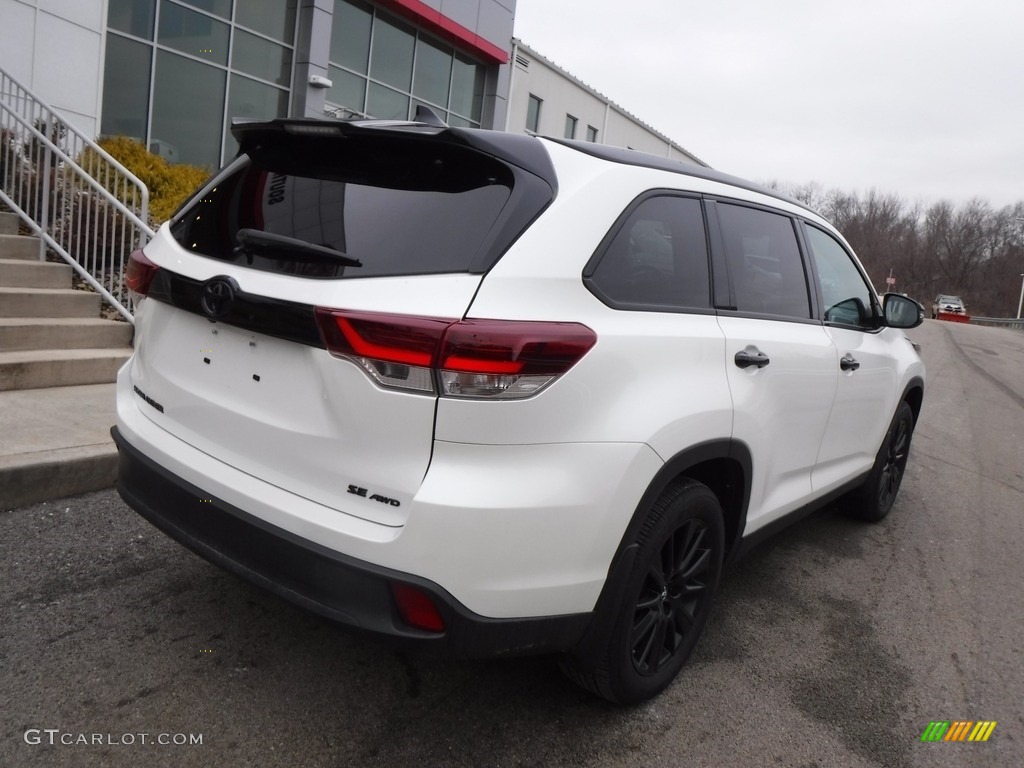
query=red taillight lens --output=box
[125,248,158,306]
[315,309,452,393]
[315,309,596,399]
[316,310,451,367]
[440,320,597,375]
[439,320,597,399]
[390,583,445,633]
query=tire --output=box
[561,480,724,704]
[844,400,915,522]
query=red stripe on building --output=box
[376,0,510,64]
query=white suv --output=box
[114,117,925,704]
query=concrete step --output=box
[0,348,131,391]
[0,211,19,235]
[0,318,133,351]
[0,383,117,511]
[0,234,41,260]
[0,258,72,288]
[0,287,100,317]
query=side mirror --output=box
[883,293,924,329]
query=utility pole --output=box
[1017,218,1024,319]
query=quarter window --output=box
[717,204,811,319]
[804,225,877,328]
[587,196,711,310]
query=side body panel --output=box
[716,316,838,531]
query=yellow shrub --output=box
[93,137,210,225]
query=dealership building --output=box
[2,0,702,169]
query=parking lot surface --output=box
[2,319,1022,767]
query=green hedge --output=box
[95,137,210,225]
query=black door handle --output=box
[734,350,770,369]
[840,354,860,372]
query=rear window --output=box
[169,134,532,278]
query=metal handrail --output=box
[970,316,1024,330]
[0,65,155,322]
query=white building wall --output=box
[0,0,107,137]
[506,39,704,166]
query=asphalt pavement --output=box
[1,319,1022,768]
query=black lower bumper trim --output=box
[111,427,590,658]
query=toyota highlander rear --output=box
[113,118,614,651]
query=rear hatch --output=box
[129,118,556,526]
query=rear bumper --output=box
[112,427,591,658]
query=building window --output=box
[326,0,486,127]
[102,34,152,140]
[101,0,296,169]
[564,114,577,139]
[586,125,598,142]
[526,94,542,133]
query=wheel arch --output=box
[901,377,925,424]
[626,440,752,564]
[572,439,751,664]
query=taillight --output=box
[439,320,597,399]
[315,309,596,399]
[315,309,450,393]
[125,248,159,307]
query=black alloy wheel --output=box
[877,409,911,511]
[560,479,724,704]
[631,517,712,676]
[845,400,915,522]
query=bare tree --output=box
[765,181,1022,315]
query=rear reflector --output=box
[315,309,596,399]
[390,583,445,633]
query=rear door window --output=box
[717,203,811,320]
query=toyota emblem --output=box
[201,276,237,320]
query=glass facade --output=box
[151,49,226,166]
[101,0,297,168]
[102,0,498,168]
[325,0,487,127]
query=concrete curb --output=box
[0,443,117,511]
[0,383,118,511]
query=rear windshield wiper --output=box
[234,229,362,268]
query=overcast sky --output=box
[512,0,1024,210]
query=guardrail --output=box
[0,66,154,322]
[970,316,1024,330]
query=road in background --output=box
[2,320,1022,768]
